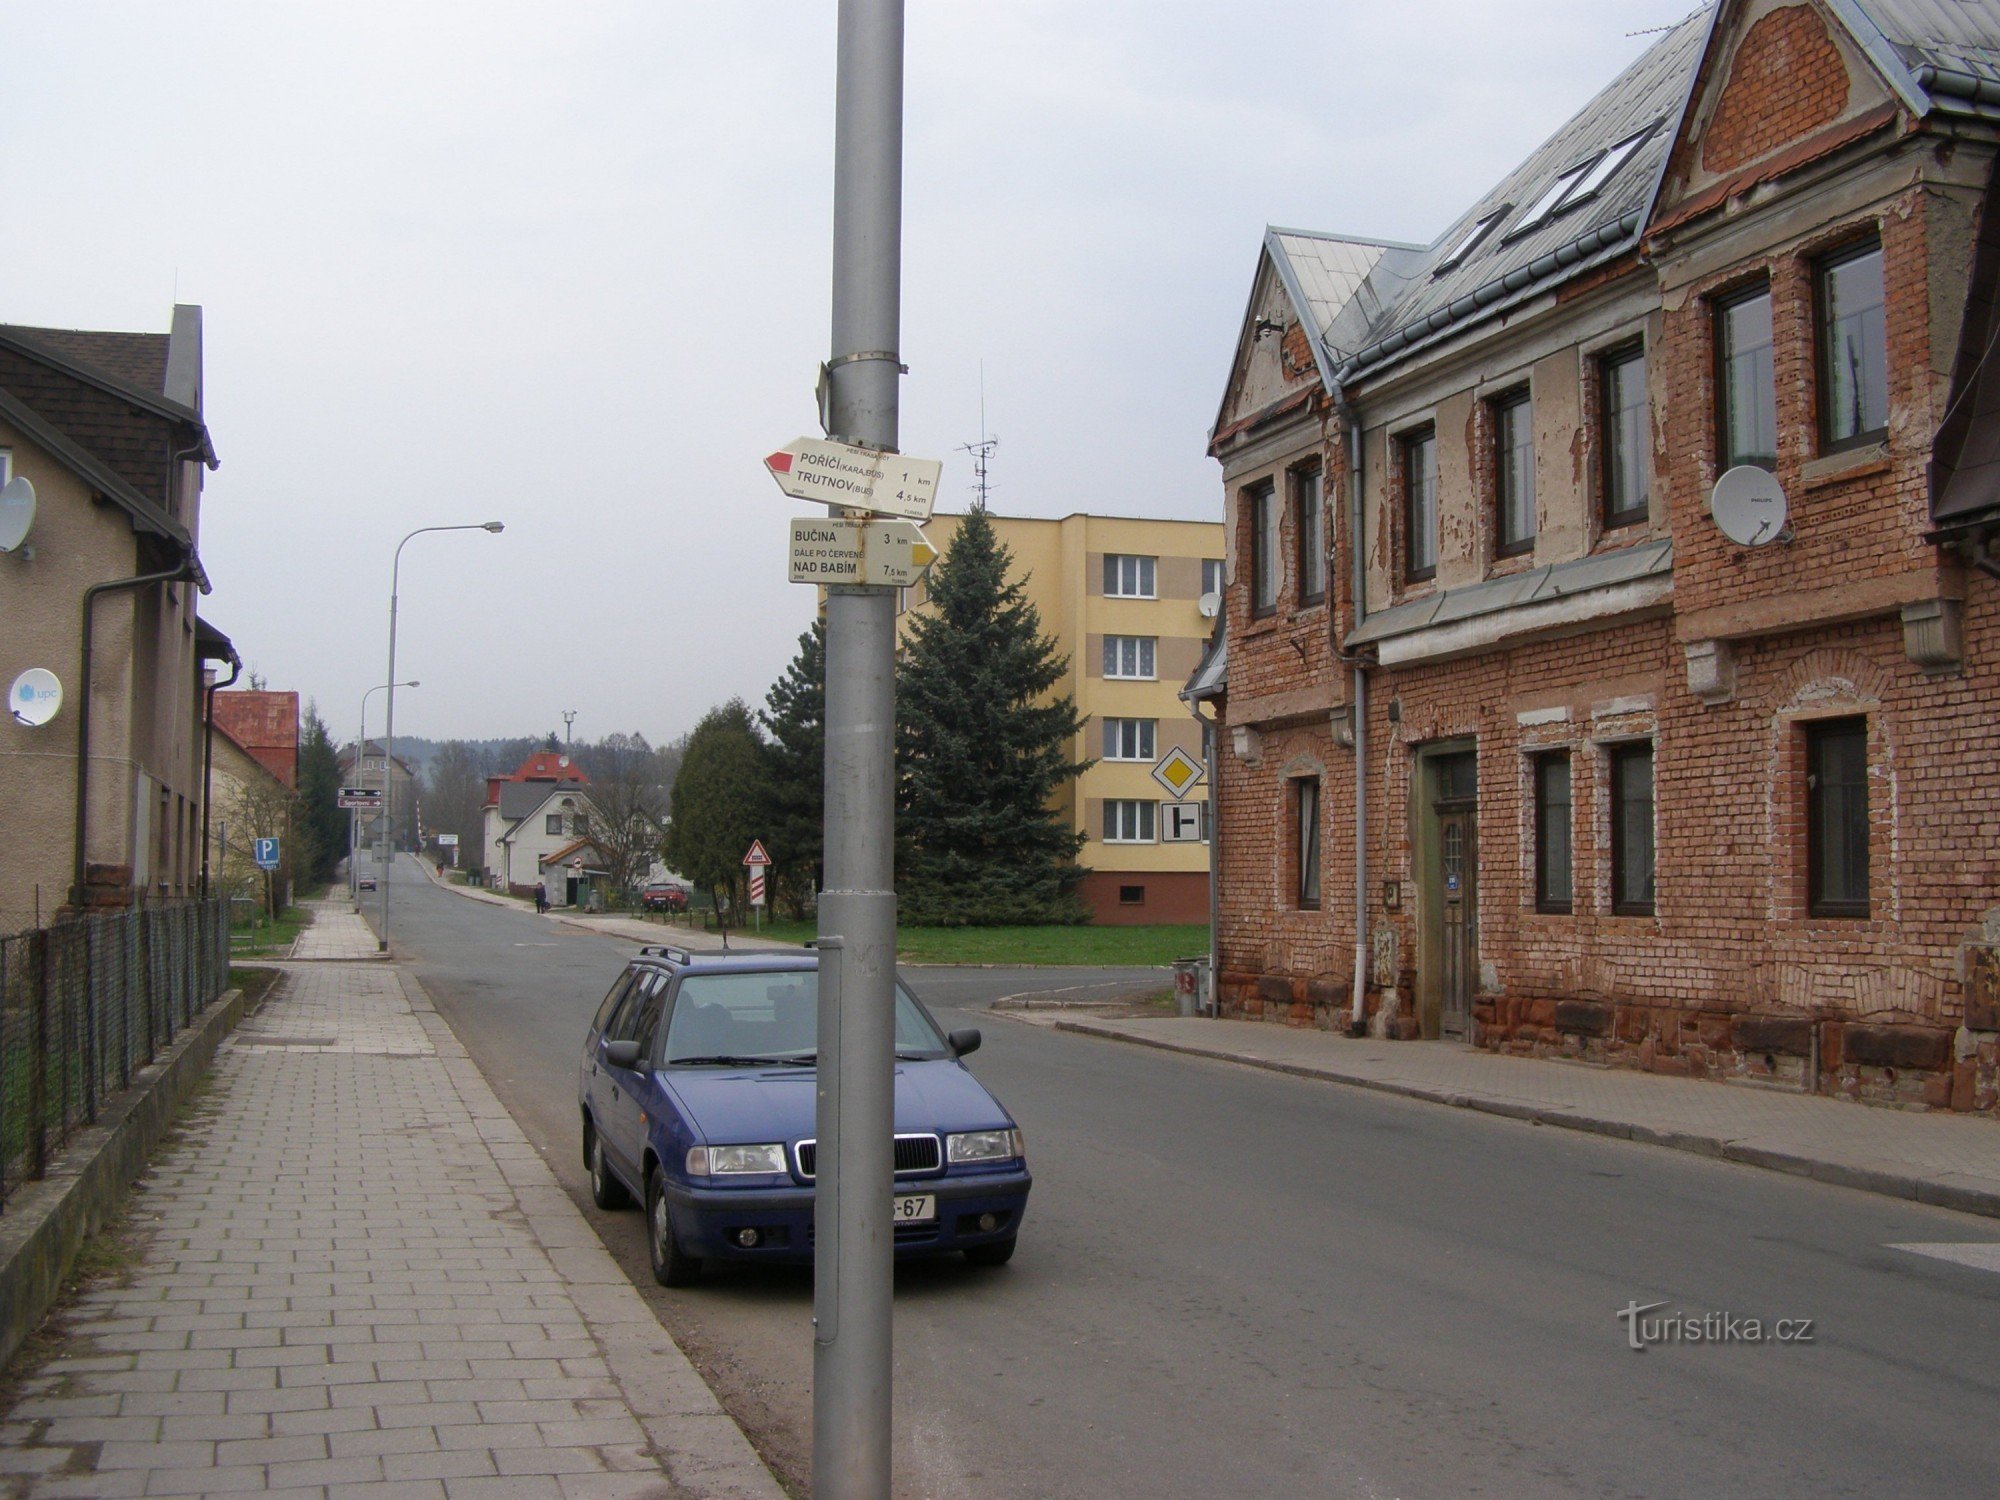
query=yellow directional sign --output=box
[1150,746,1206,799]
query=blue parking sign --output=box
[253,837,280,870]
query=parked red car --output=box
[641,882,689,913]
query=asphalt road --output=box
[381,859,2000,1499]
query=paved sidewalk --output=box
[0,961,783,1499]
[287,900,385,962]
[1048,1013,2000,1219]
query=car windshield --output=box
[661,971,948,1064]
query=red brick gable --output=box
[211,691,300,788]
[1703,5,1849,175]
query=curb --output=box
[0,986,246,1369]
[1051,1018,2000,1222]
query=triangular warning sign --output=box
[742,839,773,866]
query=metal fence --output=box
[0,898,230,1209]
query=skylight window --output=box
[1565,125,1654,207]
[1510,161,1594,237]
[1504,122,1658,242]
[1435,206,1509,274]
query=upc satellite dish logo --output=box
[10,669,63,727]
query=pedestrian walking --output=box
[535,882,549,913]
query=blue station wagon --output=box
[578,946,1030,1285]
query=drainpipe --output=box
[1334,391,1370,1036]
[74,560,195,911]
[200,649,243,897]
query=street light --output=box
[379,521,504,951]
[351,680,418,896]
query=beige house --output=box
[902,511,1223,924]
[0,308,223,933]
[209,723,296,915]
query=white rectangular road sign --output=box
[1162,802,1207,843]
[765,437,941,522]
[789,517,937,588]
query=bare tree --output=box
[575,732,672,899]
[421,741,488,867]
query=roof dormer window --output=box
[1435,207,1510,274]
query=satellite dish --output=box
[0,475,35,553]
[1710,465,1789,547]
[1197,591,1221,619]
[10,667,63,727]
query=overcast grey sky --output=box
[0,2,1688,747]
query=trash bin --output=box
[1172,957,1202,1017]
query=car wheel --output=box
[586,1122,630,1211]
[646,1164,702,1287]
[963,1236,1017,1267]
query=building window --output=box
[573,814,589,838]
[1249,482,1278,616]
[1119,885,1146,906]
[1609,742,1655,916]
[1103,635,1156,680]
[1601,342,1649,527]
[1202,558,1224,598]
[1716,284,1777,471]
[1403,427,1437,582]
[1102,718,1157,761]
[1294,777,1321,910]
[1104,553,1157,598]
[1104,800,1157,843]
[1534,752,1573,914]
[1294,466,1326,603]
[0,449,10,483]
[1817,240,1887,451]
[545,814,563,835]
[1807,717,1869,917]
[1492,390,1535,557]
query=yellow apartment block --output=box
[900,511,1223,924]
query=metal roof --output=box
[1835,0,2000,103]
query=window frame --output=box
[1608,742,1655,917]
[545,813,563,836]
[1293,464,1327,604]
[1294,776,1322,911]
[1815,237,1888,454]
[1201,558,1224,598]
[1491,388,1535,558]
[1101,717,1157,762]
[1402,426,1438,584]
[1599,341,1650,529]
[1533,751,1573,915]
[1103,799,1158,845]
[1249,482,1279,617]
[1103,553,1158,599]
[1715,281,1777,473]
[1102,635,1157,681]
[1806,716,1870,919]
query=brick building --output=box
[1200,0,2000,1110]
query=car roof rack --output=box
[637,945,694,964]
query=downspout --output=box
[200,649,243,897]
[1334,390,1370,1037]
[74,560,195,911]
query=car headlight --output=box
[946,1128,1023,1164]
[686,1143,788,1176]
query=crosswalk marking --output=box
[1890,1243,2000,1273]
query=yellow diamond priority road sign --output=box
[1150,746,1206,799]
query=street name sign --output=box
[1151,746,1207,799]
[789,517,937,587]
[338,786,383,809]
[765,437,941,521]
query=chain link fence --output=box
[0,898,230,1209]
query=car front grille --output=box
[794,1133,940,1180]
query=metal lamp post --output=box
[379,522,504,951]
[352,680,418,896]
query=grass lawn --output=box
[228,904,311,958]
[702,916,1205,968]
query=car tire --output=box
[963,1236,1017,1267]
[646,1164,702,1287]
[586,1122,630,1211]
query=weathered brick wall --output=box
[1702,4,1850,176]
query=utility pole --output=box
[815,3,903,1496]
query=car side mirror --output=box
[947,1028,981,1058]
[606,1039,642,1069]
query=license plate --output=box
[893,1193,936,1223]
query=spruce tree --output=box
[295,705,345,886]
[759,620,825,919]
[897,507,1088,925]
[662,701,769,912]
